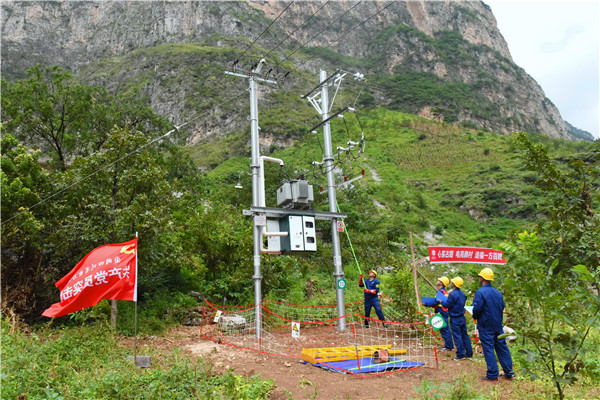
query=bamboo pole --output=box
[409,232,421,309]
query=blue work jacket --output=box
[359,278,380,302]
[441,287,467,318]
[472,283,505,334]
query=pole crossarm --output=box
[243,206,347,221]
[307,107,348,134]
[301,69,342,99]
[224,71,277,85]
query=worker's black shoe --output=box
[481,376,499,382]
[438,348,452,352]
[501,373,515,380]
[382,323,388,329]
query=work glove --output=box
[378,292,383,298]
[364,289,376,294]
[358,274,364,285]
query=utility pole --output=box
[305,69,348,331]
[225,59,277,338]
[321,70,346,331]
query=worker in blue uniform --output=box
[440,277,473,360]
[422,276,453,352]
[473,268,515,382]
[359,270,386,327]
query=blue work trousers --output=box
[439,313,453,350]
[449,315,473,358]
[479,328,514,379]
[364,299,385,325]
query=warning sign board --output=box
[213,310,223,323]
[337,220,345,232]
[291,321,300,338]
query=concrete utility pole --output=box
[305,69,348,331]
[321,70,347,331]
[225,59,277,338]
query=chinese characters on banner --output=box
[42,238,137,318]
[428,246,506,264]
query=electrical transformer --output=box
[277,180,314,209]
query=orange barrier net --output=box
[198,299,439,377]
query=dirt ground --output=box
[122,326,526,400]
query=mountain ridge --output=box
[1,0,593,142]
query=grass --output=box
[1,314,275,400]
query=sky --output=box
[485,0,599,139]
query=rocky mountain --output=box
[1,0,591,143]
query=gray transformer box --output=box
[277,180,314,209]
[279,215,317,253]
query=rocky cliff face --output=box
[1,0,577,141]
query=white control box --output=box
[279,215,317,253]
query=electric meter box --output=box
[277,180,314,208]
[278,215,317,253]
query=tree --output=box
[496,133,600,399]
[1,65,171,171]
[512,132,600,275]
[500,232,599,400]
[1,133,52,318]
[42,127,183,325]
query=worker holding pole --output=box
[359,270,387,328]
[440,277,473,360]
[422,276,454,352]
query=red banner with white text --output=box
[42,238,137,318]
[428,246,506,264]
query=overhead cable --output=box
[278,1,363,65]
[264,1,330,65]
[1,91,247,226]
[291,0,396,74]
[235,0,295,63]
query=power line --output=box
[264,1,330,66]
[1,91,247,226]
[291,0,396,74]
[278,1,363,66]
[235,0,295,63]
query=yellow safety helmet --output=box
[451,276,464,288]
[369,269,378,277]
[478,268,494,281]
[438,276,450,287]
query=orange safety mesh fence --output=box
[199,299,438,377]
